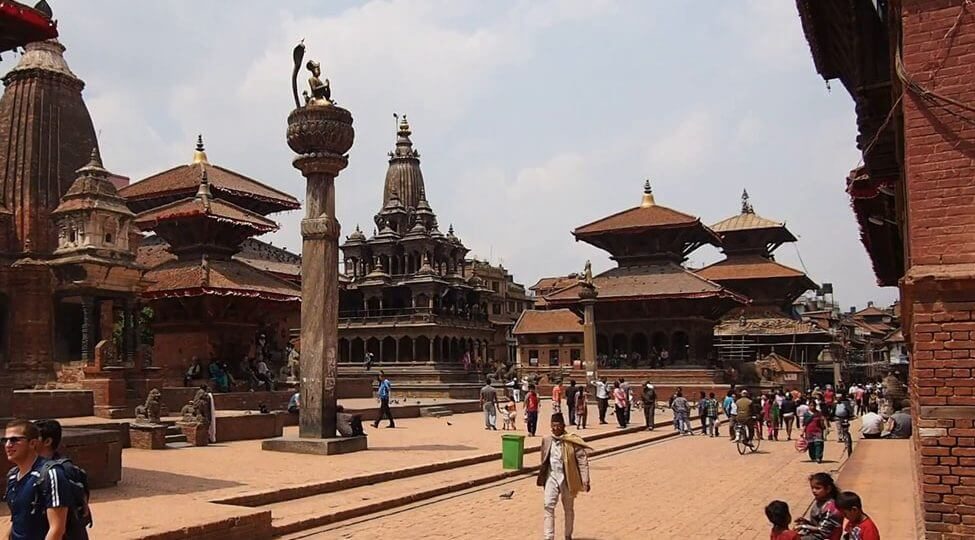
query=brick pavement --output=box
[298,433,854,540]
[78,405,673,538]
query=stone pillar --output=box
[287,102,354,440]
[579,284,598,377]
[430,338,435,363]
[81,296,95,364]
[124,298,137,365]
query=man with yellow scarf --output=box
[537,413,592,540]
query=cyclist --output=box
[734,390,755,445]
[833,394,852,443]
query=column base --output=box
[262,435,367,455]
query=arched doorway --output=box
[631,332,648,366]
[338,338,350,363]
[366,337,380,360]
[351,338,365,364]
[382,336,397,363]
[611,333,628,355]
[416,335,431,362]
[399,336,413,362]
[672,331,690,362]
[596,334,609,356]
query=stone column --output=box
[579,283,598,377]
[287,102,354,440]
[430,338,435,363]
[81,296,95,364]
[124,298,138,365]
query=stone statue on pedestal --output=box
[135,388,162,424]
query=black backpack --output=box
[35,457,92,538]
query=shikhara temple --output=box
[336,116,511,398]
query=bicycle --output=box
[735,419,761,455]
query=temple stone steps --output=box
[164,422,187,445]
[419,406,454,418]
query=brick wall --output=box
[900,1,975,537]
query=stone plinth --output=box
[179,422,209,446]
[214,412,284,443]
[11,389,94,418]
[82,366,129,418]
[262,435,367,456]
[130,423,167,449]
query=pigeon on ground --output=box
[499,490,514,499]
[446,421,452,426]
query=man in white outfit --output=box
[537,413,592,540]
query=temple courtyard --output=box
[3,405,913,539]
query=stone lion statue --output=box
[179,388,212,426]
[135,388,162,424]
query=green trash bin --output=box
[501,433,526,470]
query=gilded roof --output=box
[695,255,811,282]
[120,162,299,212]
[144,258,300,301]
[710,212,786,233]
[513,309,582,335]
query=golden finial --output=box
[192,134,209,164]
[640,179,655,208]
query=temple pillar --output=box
[430,337,436,363]
[81,296,95,364]
[394,338,400,363]
[378,339,384,365]
[124,298,137,365]
[287,99,353,442]
[412,339,417,362]
[579,284,598,376]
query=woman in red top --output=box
[836,491,881,540]
[524,384,540,437]
[765,500,799,540]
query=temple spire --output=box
[192,134,209,164]
[383,113,426,210]
[741,188,754,214]
[640,179,655,208]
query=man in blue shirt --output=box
[372,373,395,428]
[3,419,71,539]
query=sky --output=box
[2,0,899,311]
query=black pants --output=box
[567,399,576,425]
[597,398,608,423]
[374,397,395,427]
[614,405,626,427]
[623,404,630,425]
[644,403,655,428]
[526,411,538,436]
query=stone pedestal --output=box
[262,435,367,456]
[179,422,209,446]
[129,424,167,449]
[83,365,128,418]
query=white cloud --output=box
[645,110,715,174]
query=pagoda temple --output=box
[123,139,301,383]
[520,181,747,379]
[697,190,827,368]
[336,116,495,396]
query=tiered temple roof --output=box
[543,181,745,311]
[129,140,300,303]
[697,190,816,310]
[119,136,299,216]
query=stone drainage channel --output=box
[212,414,720,538]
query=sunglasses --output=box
[1,436,32,445]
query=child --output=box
[765,500,799,540]
[795,472,843,540]
[835,491,880,540]
[575,386,588,430]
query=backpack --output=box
[35,457,92,537]
[834,402,850,419]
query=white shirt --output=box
[591,381,609,400]
[549,438,565,484]
[861,412,885,435]
[797,404,810,421]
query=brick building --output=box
[462,258,531,365]
[797,0,975,536]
